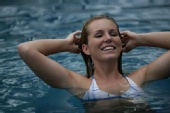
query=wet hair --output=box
[79,15,123,78]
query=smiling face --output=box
[82,19,122,62]
[80,16,123,77]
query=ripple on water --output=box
[2,78,20,86]
[21,107,36,113]
[7,99,28,107]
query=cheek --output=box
[88,37,99,48]
[116,38,122,46]
[115,38,123,50]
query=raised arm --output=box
[18,31,88,89]
[121,31,170,85]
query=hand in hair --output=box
[121,31,138,52]
[66,31,82,54]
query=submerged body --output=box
[83,97,153,113]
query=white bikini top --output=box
[83,76,145,101]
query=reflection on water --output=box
[0,0,170,113]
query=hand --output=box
[66,31,82,54]
[121,31,138,52]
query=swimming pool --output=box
[1,0,170,112]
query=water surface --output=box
[0,0,170,113]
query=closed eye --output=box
[94,30,103,38]
[110,33,118,36]
[110,30,118,37]
[95,34,103,38]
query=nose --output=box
[103,33,112,43]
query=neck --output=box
[93,59,122,81]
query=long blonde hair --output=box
[79,15,123,78]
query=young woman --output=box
[18,15,170,101]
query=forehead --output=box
[88,19,117,33]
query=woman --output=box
[18,15,170,101]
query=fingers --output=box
[120,31,131,40]
[73,30,82,45]
[120,30,130,35]
[72,30,82,37]
[120,30,133,34]
[65,30,82,54]
[120,31,135,53]
[121,35,130,49]
[68,30,81,39]
[73,38,81,45]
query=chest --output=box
[96,78,130,95]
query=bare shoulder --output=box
[67,71,92,98]
[127,65,147,86]
[69,71,92,89]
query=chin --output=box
[104,55,119,61]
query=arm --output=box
[18,31,88,89]
[121,31,170,85]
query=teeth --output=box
[102,46,115,51]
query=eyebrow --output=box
[94,30,103,33]
[93,29,117,34]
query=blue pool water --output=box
[0,0,170,113]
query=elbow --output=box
[18,43,26,54]
[18,43,31,57]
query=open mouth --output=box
[101,46,116,51]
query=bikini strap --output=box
[89,76,99,91]
[125,76,138,86]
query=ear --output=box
[82,44,90,55]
